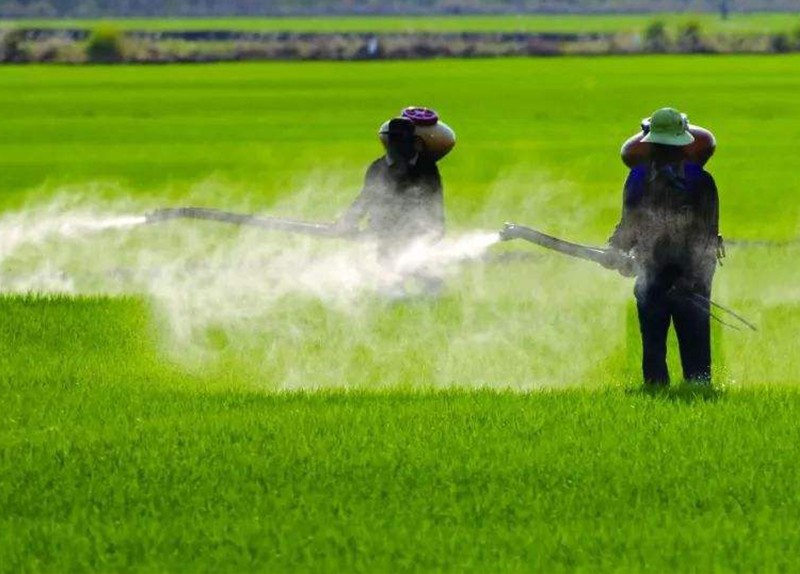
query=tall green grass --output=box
[1,57,800,572]
[3,297,800,572]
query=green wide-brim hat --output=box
[641,107,695,146]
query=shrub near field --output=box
[1,57,800,572]
[5,14,800,62]
[0,0,796,17]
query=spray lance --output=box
[144,207,360,239]
[499,222,634,271]
[499,222,756,332]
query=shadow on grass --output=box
[625,382,726,403]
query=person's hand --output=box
[716,234,726,265]
[617,256,638,277]
[599,249,622,269]
[600,249,637,277]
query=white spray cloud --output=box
[0,186,514,374]
[0,172,692,389]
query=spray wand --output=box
[145,207,358,239]
[499,222,756,332]
[499,222,634,271]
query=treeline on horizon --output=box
[1,0,797,18]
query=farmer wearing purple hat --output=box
[335,107,456,263]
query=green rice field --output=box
[2,55,800,572]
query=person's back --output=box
[335,109,455,298]
[359,154,443,247]
[338,115,446,258]
[611,157,718,292]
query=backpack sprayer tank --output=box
[379,107,456,161]
[621,118,716,168]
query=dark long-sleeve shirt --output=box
[609,162,719,288]
[339,155,444,248]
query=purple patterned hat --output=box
[402,107,439,127]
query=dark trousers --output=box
[634,280,712,385]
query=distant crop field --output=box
[2,56,800,572]
[2,12,800,34]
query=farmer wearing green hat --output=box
[607,107,721,386]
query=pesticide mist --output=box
[0,177,683,389]
[0,194,500,302]
[0,189,571,385]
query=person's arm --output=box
[601,170,645,275]
[704,171,720,242]
[608,169,644,252]
[335,161,378,233]
[700,170,721,267]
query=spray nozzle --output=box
[498,222,523,242]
